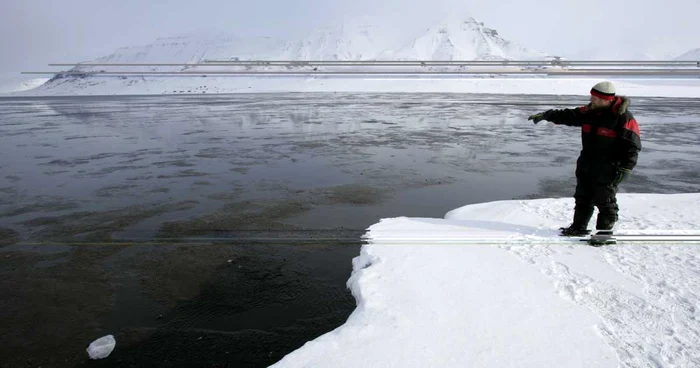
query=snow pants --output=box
[572,174,619,230]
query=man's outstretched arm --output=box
[528,105,590,127]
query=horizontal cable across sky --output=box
[21,70,700,77]
[42,60,700,66]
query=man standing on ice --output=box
[527,81,642,236]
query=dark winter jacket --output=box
[543,96,642,182]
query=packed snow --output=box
[272,193,700,367]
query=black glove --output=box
[613,168,631,186]
[528,111,549,124]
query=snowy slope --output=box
[27,31,286,94]
[675,48,700,61]
[278,16,414,60]
[271,193,700,367]
[380,17,550,61]
[86,31,283,64]
[0,72,49,94]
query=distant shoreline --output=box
[5,76,700,98]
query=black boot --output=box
[596,196,619,232]
[559,226,591,237]
[560,202,594,237]
[596,213,617,233]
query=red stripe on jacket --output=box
[624,118,640,136]
[597,128,617,138]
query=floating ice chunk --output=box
[86,335,116,359]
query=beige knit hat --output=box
[590,81,616,100]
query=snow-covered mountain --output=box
[379,17,550,61]
[0,72,50,94]
[13,15,559,95]
[93,31,284,63]
[277,16,414,60]
[34,15,549,84]
[279,16,550,61]
[65,15,549,68]
[675,48,700,61]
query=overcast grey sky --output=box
[1,0,699,72]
